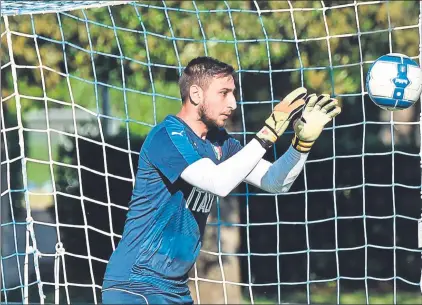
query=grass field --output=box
[249,291,421,304]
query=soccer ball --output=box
[366,53,422,111]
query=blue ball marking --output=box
[392,64,409,100]
[370,97,413,110]
[392,64,409,89]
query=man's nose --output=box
[229,93,237,110]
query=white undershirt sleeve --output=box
[180,138,266,197]
[245,145,308,193]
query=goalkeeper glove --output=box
[255,87,307,149]
[292,93,342,153]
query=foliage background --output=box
[1,1,421,303]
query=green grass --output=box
[249,291,422,304]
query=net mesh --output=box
[1,1,421,304]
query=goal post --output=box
[1,1,421,304]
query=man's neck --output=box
[176,109,208,140]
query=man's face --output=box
[199,75,237,128]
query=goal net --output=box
[1,1,421,304]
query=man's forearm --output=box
[180,138,267,197]
[245,145,308,193]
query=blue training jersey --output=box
[103,115,242,300]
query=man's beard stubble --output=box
[198,103,220,129]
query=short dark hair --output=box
[179,56,235,103]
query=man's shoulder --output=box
[143,115,185,146]
[146,115,175,136]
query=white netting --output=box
[1,1,421,304]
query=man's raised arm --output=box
[244,93,342,193]
[180,87,307,197]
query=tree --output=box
[1,1,420,302]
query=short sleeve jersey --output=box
[103,115,242,299]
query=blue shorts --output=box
[101,287,194,305]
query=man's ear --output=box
[189,85,203,106]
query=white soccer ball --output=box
[366,53,422,111]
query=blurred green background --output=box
[1,1,421,304]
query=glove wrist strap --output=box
[292,135,314,153]
[255,125,278,149]
[254,135,273,150]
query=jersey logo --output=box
[171,130,184,136]
[186,187,215,213]
[212,144,223,160]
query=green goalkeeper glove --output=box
[292,93,342,153]
[255,87,307,149]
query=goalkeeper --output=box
[102,56,341,304]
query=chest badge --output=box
[212,144,223,161]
